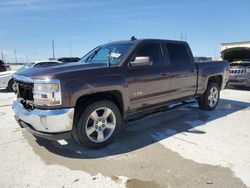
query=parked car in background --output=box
[13,38,229,148]
[194,56,213,63]
[49,57,80,63]
[221,47,250,87]
[0,60,11,72]
[0,60,62,91]
[0,70,16,90]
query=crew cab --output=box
[12,39,229,148]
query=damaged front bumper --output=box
[12,100,74,140]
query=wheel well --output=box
[75,91,124,116]
[8,79,14,88]
[207,75,222,89]
[8,78,13,84]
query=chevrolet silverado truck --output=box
[12,39,229,148]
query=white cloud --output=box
[0,0,47,11]
[0,0,117,11]
[0,0,42,7]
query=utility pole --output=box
[181,32,183,41]
[69,34,72,57]
[26,55,29,63]
[14,50,17,64]
[1,51,3,61]
[214,48,217,60]
[52,39,55,59]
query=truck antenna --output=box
[131,36,137,41]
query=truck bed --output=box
[195,60,229,95]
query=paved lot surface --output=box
[0,89,250,188]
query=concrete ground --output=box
[0,89,250,188]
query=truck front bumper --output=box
[12,100,74,140]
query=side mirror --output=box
[130,56,153,67]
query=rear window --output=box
[166,43,191,64]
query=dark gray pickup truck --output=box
[12,39,229,148]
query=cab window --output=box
[166,43,191,64]
[135,43,162,67]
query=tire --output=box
[73,100,122,148]
[198,82,220,111]
[8,79,14,92]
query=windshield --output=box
[79,43,133,66]
[17,62,35,71]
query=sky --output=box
[0,0,250,63]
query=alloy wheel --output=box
[85,107,116,143]
[208,86,218,108]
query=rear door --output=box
[127,42,171,112]
[165,42,197,99]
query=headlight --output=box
[33,79,62,106]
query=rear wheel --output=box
[198,82,220,111]
[73,100,122,148]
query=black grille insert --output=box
[15,80,34,101]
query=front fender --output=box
[66,74,128,111]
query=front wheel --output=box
[198,82,220,111]
[73,100,122,148]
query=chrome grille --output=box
[229,69,247,75]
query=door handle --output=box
[161,72,169,77]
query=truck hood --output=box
[221,47,250,63]
[14,62,107,79]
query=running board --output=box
[126,99,197,124]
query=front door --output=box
[127,42,171,112]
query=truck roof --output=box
[107,38,188,45]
